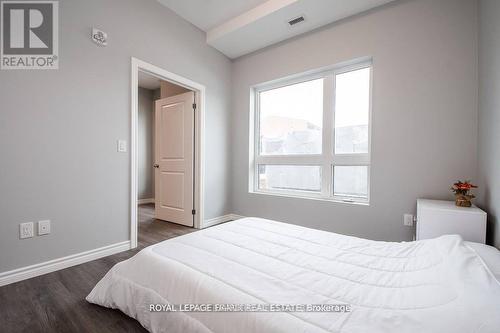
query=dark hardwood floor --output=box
[0,204,195,333]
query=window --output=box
[251,60,372,203]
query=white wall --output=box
[138,87,154,200]
[477,0,500,248]
[0,0,485,276]
[230,0,478,241]
[0,0,232,272]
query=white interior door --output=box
[154,91,194,227]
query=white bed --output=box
[87,217,500,333]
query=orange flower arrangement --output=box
[451,180,477,207]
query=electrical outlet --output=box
[403,214,414,227]
[20,222,34,239]
[117,140,127,152]
[38,220,51,235]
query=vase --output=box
[455,194,472,207]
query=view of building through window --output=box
[255,63,371,201]
[259,78,323,155]
[335,67,370,154]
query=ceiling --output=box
[158,0,397,59]
[138,71,161,90]
[157,0,268,31]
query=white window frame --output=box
[249,58,373,204]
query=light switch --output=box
[117,140,127,152]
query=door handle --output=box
[153,164,159,168]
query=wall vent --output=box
[287,16,305,26]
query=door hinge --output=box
[192,103,197,110]
[192,209,196,215]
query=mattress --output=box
[87,217,500,333]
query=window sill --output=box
[249,190,370,206]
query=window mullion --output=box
[322,75,334,198]
[252,91,260,192]
[256,155,323,165]
[332,154,370,165]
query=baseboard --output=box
[229,214,245,221]
[138,198,155,205]
[0,240,131,287]
[203,213,245,228]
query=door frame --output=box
[130,57,205,249]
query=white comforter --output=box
[87,218,500,333]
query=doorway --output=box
[130,58,205,249]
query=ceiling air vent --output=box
[287,15,305,26]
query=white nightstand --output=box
[416,199,487,243]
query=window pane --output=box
[333,166,368,199]
[258,165,321,192]
[259,79,323,155]
[335,67,370,154]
